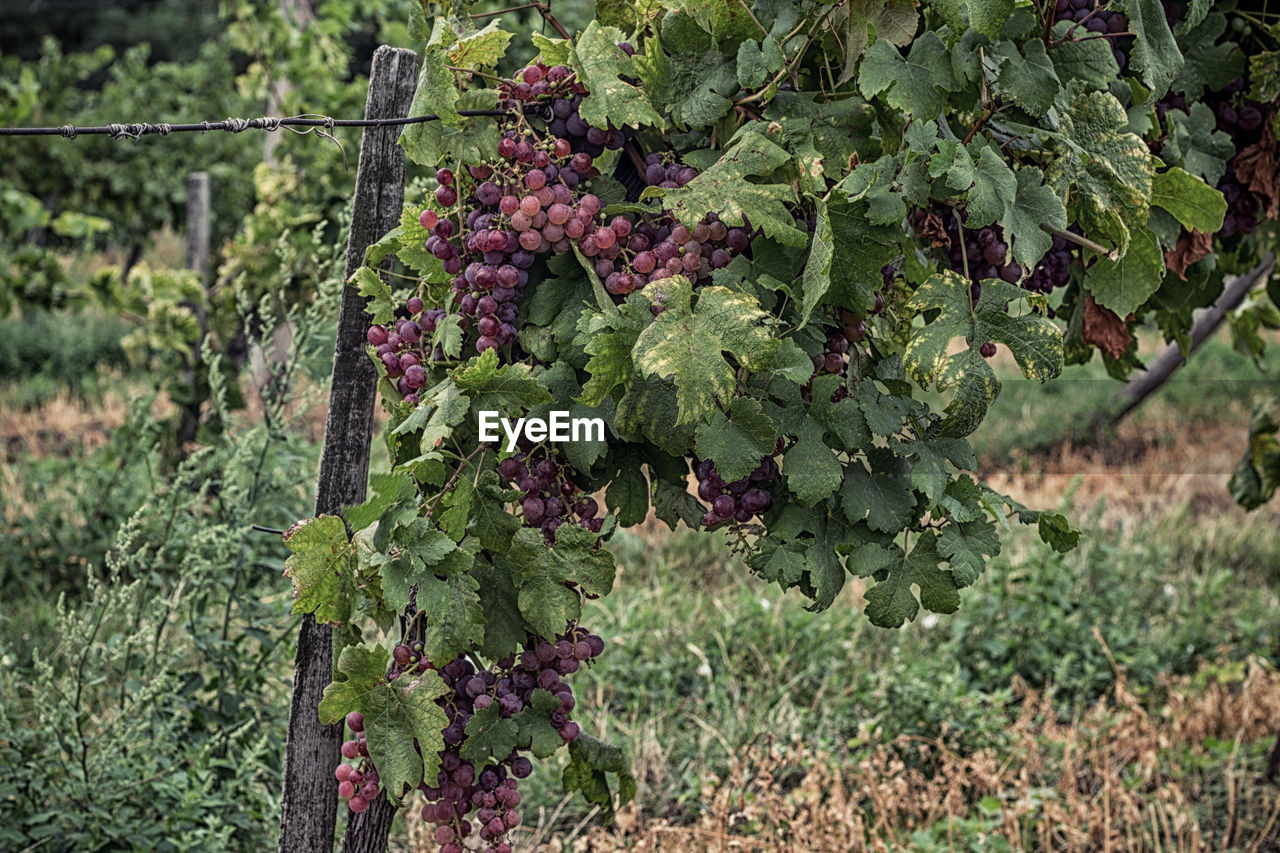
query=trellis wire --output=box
[0,109,511,139]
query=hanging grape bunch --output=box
[330,630,604,853]
[1052,0,1130,70]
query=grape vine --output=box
[279,1,1280,845]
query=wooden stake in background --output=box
[277,45,418,853]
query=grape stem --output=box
[738,0,770,37]
[468,3,544,20]
[1040,224,1119,261]
[961,47,996,146]
[426,445,487,519]
[952,210,971,280]
[531,1,572,39]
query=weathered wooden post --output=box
[277,45,418,853]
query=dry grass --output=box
[0,384,161,461]
[489,657,1280,853]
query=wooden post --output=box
[277,45,418,853]
[185,172,210,283]
[1107,254,1275,424]
[176,172,211,447]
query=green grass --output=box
[502,509,1280,831]
[965,326,1275,462]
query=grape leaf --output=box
[800,198,901,323]
[1163,104,1234,185]
[614,374,697,456]
[840,447,918,533]
[400,87,499,168]
[381,519,468,608]
[469,470,522,553]
[448,19,513,69]
[570,22,665,130]
[1084,225,1164,318]
[1170,13,1243,99]
[963,145,1018,228]
[576,293,649,406]
[513,689,564,758]
[641,131,807,246]
[351,267,396,326]
[905,272,1063,436]
[858,32,958,119]
[633,13,737,129]
[1112,0,1184,97]
[832,0,920,82]
[505,525,616,638]
[736,38,781,89]
[1048,21,1120,89]
[1001,168,1068,267]
[283,515,359,625]
[632,279,776,425]
[808,374,870,452]
[606,444,649,526]
[1229,399,1280,510]
[472,556,529,660]
[1249,51,1280,103]
[1151,166,1226,233]
[532,33,572,66]
[695,397,777,483]
[783,419,843,505]
[563,731,636,820]
[460,704,519,765]
[896,435,977,504]
[319,644,450,801]
[1047,91,1154,255]
[993,38,1060,117]
[937,517,1000,586]
[343,472,418,533]
[861,531,960,628]
[453,348,552,412]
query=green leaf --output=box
[1151,166,1226,233]
[633,14,737,129]
[862,532,960,628]
[1001,168,1068,267]
[381,519,466,609]
[641,131,806,246]
[1229,399,1280,510]
[351,267,396,326]
[938,518,1000,587]
[460,704,519,766]
[736,39,769,89]
[1112,0,1184,97]
[513,689,565,758]
[994,39,1060,117]
[963,145,1018,228]
[449,20,513,69]
[840,447,918,533]
[632,279,776,425]
[809,374,870,452]
[695,397,777,483]
[1037,510,1082,551]
[906,271,1062,435]
[606,444,650,526]
[831,0,920,82]
[1170,13,1243,99]
[1248,51,1280,103]
[800,198,900,323]
[570,22,665,130]
[1163,103,1234,185]
[563,732,636,819]
[320,644,450,802]
[968,0,1014,37]
[343,472,418,533]
[283,515,359,625]
[400,86,499,168]
[533,33,572,66]
[858,32,957,119]
[472,556,529,659]
[783,419,843,505]
[454,348,553,412]
[1047,91,1155,255]
[1084,225,1164,318]
[505,525,616,637]
[898,435,976,503]
[1048,21,1120,89]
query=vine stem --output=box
[962,46,996,146]
[425,445,486,519]
[953,210,971,280]
[531,1,572,39]
[1041,224,1119,260]
[468,2,543,20]
[738,0,769,37]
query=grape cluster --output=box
[497,450,602,543]
[694,454,778,529]
[1052,0,1130,70]
[366,295,446,405]
[1157,76,1270,239]
[910,206,1077,298]
[333,627,603,853]
[334,712,381,814]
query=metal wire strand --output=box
[0,110,512,138]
